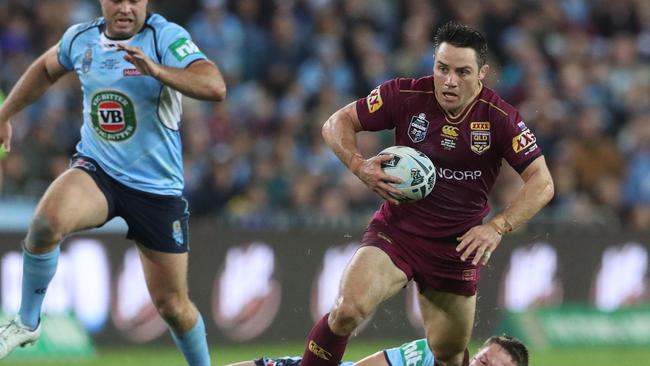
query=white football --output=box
[378,145,436,202]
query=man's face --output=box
[433,42,488,115]
[100,0,148,38]
[470,343,517,366]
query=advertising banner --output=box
[0,222,648,345]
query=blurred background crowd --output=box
[0,0,649,229]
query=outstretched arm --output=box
[117,44,226,101]
[0,45,68,151]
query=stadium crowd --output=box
[0,0,648,229]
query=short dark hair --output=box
[433,21,488,67]
[483,335,529,366]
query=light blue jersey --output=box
[384,339,435,366]
[58,13,206,196]
[253,339,434,366]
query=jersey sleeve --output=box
[158,23,207,68]
[498,111,543,174]
[383,339,434,366]
[57,23,85,71]
[355,78,401,131]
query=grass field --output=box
[7,341,650,366]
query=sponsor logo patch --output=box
[517,120,528,131]
[366,86,383,113]
[462,269,476,281]
[172,220,184,246]
[308,340,332,360]
[408,113,429,143]
[90,91,137,141]
[169,38,202,61]
[71,157,97,172]
[442,125,459,137]
[512,129,537,153]
[470,121,490,131]
[123,68,142,76]
[440,124,458,150]
[100,58,121,70]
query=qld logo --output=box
[408,113,429,143]
[91,91,137,141]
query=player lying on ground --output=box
[227,335,528,366]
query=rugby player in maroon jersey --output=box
[300,22,553,366]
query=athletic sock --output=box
[19,246,60,330]
[301,313,350,366]
[170,312,211,366]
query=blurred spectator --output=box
[0,0,649,228]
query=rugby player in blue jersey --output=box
[0,1,225,364]
[227,336,528,366]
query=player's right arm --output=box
[322,102,403,204]
[0,45,69,151]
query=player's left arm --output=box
[457,156,554,265]
[490,156,554,236]
[117,44,226,101]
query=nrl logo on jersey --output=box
[366,86,383,113]
[408,113,429,143]
[90,91,137,141]
[170,38,203,61]
[470,121,490,154]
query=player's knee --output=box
[330,298,372,333]
[25,214,66,250]
[152,293,189,329]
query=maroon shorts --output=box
[361,220,480,296]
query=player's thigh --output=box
[33,168,109,233]
[338,246,408,310]
[136,243,189,297]
[418,289,475,353]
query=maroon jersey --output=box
[356,76,542,238]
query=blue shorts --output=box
[70,155,190,253]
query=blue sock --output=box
[170,312,211,366]
[19,246,60,330]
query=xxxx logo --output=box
[309,340,332,360]
[91,91,137,141]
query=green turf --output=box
[7,341,650,366]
